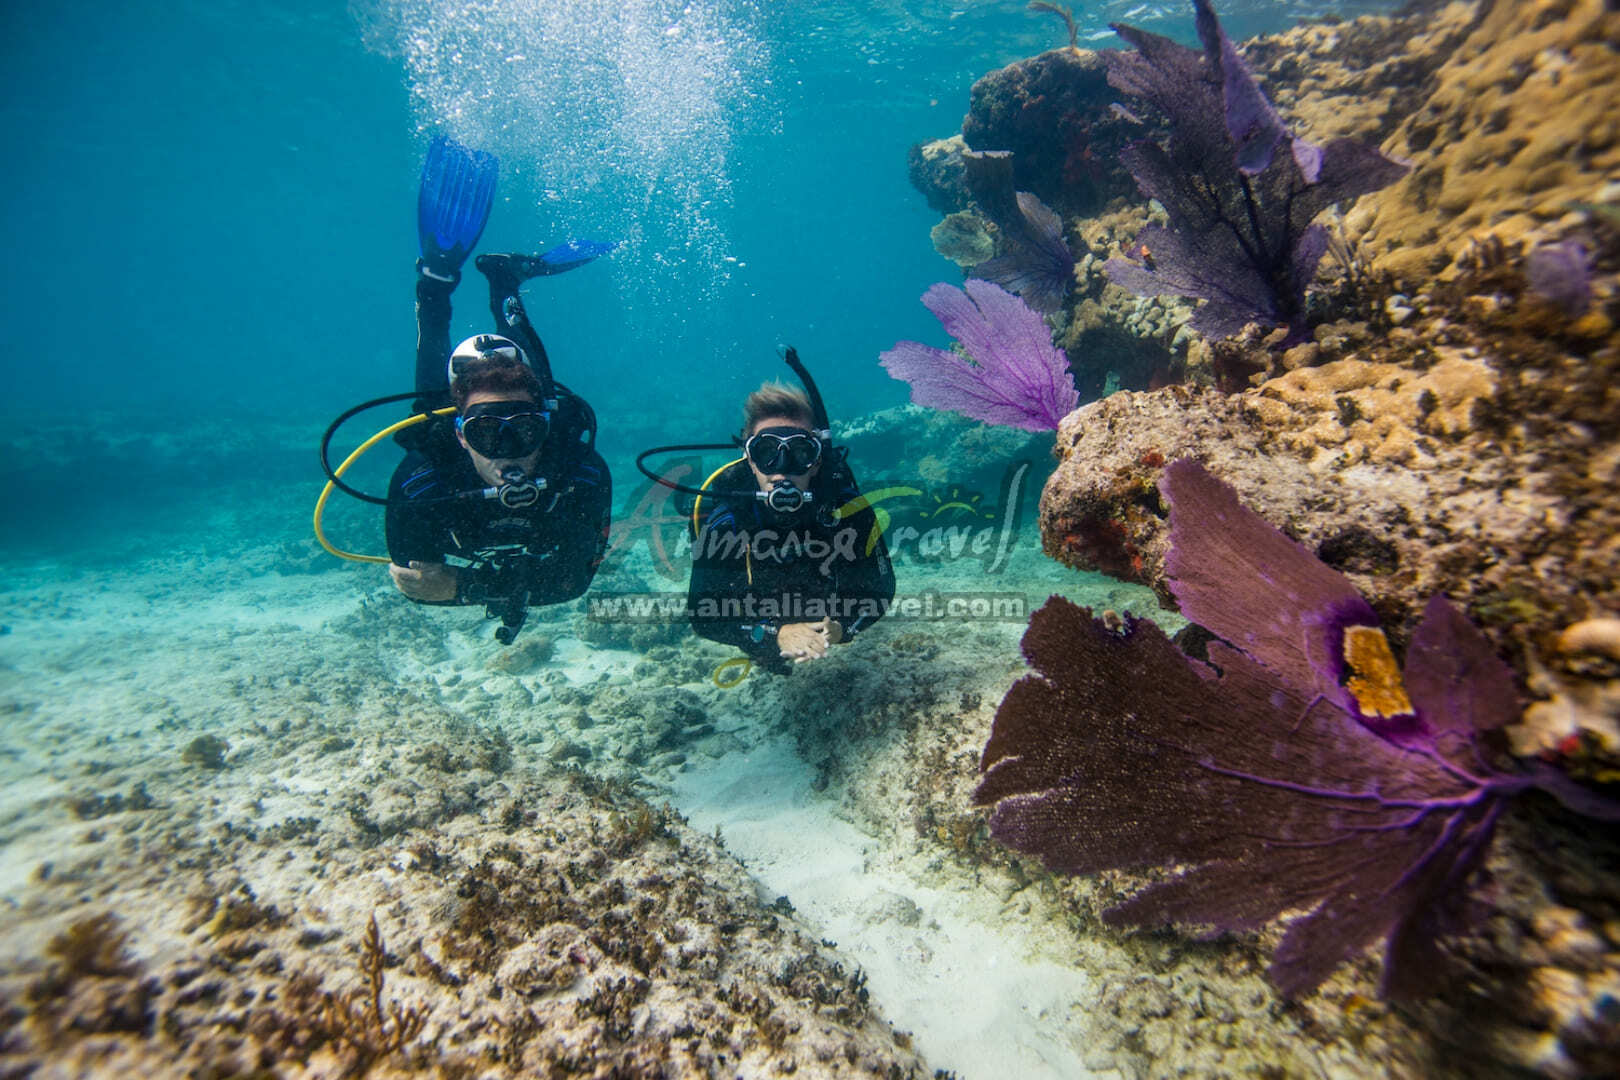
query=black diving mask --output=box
[745,427,822,475]
[457,401,550,459]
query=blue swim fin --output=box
[418,136,499,279]
[475,240,619,287]
[531,238,619,274]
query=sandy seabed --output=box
[0,482,1193,1079]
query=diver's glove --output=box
[418,136,499,280]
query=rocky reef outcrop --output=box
[899,0,1620,1075]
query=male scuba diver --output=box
[384,137,613,642]
[638,351,896,671]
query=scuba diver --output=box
[637,352,896,672]
[318,136,613,644]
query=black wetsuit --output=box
[687,459,895,669]
[384,268,610,612]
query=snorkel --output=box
[636,346,842,524]
[770,347,834,518]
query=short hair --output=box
[741,381,814,437]
[451,360,543,411]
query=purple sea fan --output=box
[880,278,1079,431]
[1101,0,1408,340]
[973,459,1619,1000]
[970,190,1077,315]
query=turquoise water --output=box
[1,0,1397,419]
[0,3,1420,1074]
[0,0,1395,555]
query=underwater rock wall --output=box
[1036,0,1619,769]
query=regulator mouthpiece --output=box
[761,481,810,515]
[494,466,543,509]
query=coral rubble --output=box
[0,595,933,1079]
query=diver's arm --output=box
[833,505,896,640]
[385,455,466,606]
[687,557,757,652]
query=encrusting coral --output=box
[1347,0,1620,286]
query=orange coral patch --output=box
[1342,625,1414,720]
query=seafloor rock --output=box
[0,734,931,1079]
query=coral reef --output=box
[1034,352,1620,1075]
[957,47,1138,220]
[905,0,1617,401]
[1346,0,1620,286]
[936,2,1620,1070]
[1100,0,1410,341]
[1038,288,1616,715]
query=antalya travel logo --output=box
[608,460,1033,581]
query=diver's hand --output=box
[779,618,840,662]
[389,560,459,602]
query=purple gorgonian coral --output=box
[1101,0,1409,341]
[970,191,1077,315]
[879,279,1079,431]
[974,459,1618,999]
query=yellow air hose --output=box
[312,407,456,563]
[712,656,752,688]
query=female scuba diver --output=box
[637,350,897,673]
[315,136,615,644]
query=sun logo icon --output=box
[920,487,996,522]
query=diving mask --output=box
[457,400,550,459]
[745,427,823,475]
